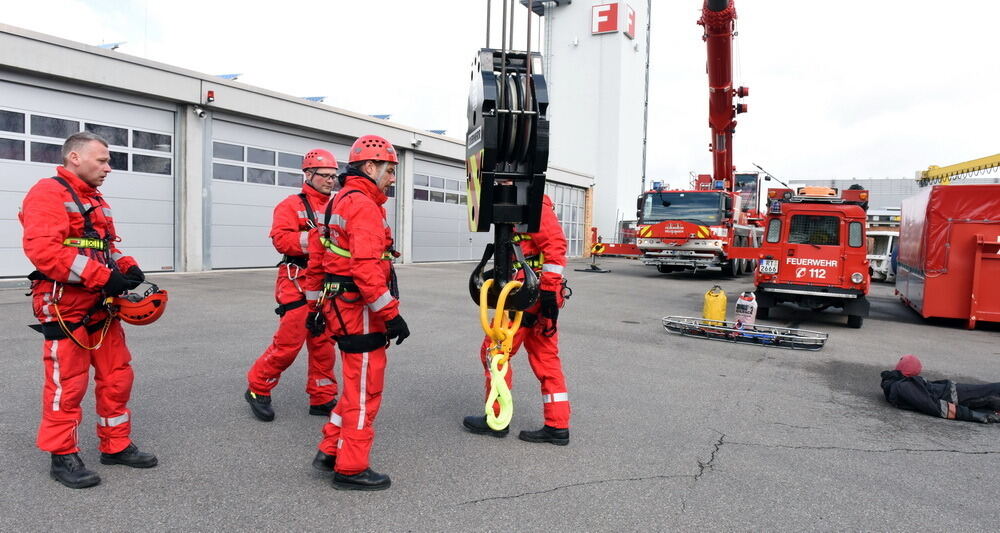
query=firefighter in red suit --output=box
[463,194,572,445]
[244,149,339,421]
[20,132,157,489]
[305,135,409,491]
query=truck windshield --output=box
[641,192,723,224]
[788,215,840,246]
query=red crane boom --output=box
[699,0,748,191]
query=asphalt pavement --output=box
[1,258,999,531]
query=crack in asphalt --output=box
[460,433,731,506]
[727,441,1000,455]
[695,433,725,480]
[457,473,694,505]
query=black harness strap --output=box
[323,189,365,228]
[52,176,101,239]
[274,298,308,317]
[298,193,319,228]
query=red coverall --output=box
[482,194,571,429]
[247,184,337,404]
[305,175,400,475]
[20,166,140,455]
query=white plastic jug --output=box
[734,291,758,328]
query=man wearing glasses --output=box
[245,149,340,422]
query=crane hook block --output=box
[465,48,550,234]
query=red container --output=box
[896,184,1000,328]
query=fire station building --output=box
[0,24,594,277]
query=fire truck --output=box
[635,172,762,275]
[614,0,763,275]
[732,186,872,328]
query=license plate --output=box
[759,259,778,274]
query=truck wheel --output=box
[745,259,757,275]
[757,306,769,319]
[847,315,864,328]
[725,259,742,277]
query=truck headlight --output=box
[851,272,864,283]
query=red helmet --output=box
[348,135,398,164]
[113,283,168,326]
[302,149,338,170]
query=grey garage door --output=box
[209,120,399,269]
[412,158,492,262]
[0,79,176,277]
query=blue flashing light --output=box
[302,96,326,102]
[713,180,725,190]
[651,181,663,190]
[370,114,391,120]
[216,73,242,81]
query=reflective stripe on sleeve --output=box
[299,231,309,254]
[330,412,342,427]
[368,290,394,312]
[69,254,89,283]
[102,208,113,217]
[97,412,130,427]
[327,213,346,227]
[305,290,321,300]
[297,210,308,219]
[542,392,569,403]
[542,264,564,275]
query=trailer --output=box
[896,184,1000,329]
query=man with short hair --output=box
[20,131,156,489]
[245,149,340,422]
[305,135,409,491]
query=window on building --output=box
[278,171,301,188]
[213,142,244,161]
[109,151,128,171]
[133,130,172,152]
[247,147,275,165]
[0,138,25,160]
[31,115,79,139]
[279,152,303,169]
[414,189,429,201]
[445,193,459,204]
[247,167,275,185]
[30,142,62,164]
[213,163,243,181]
[132,154,171,175]
[0,110,25,133]
[85,123,128,147]
[429,191,444,202]
[429,176,444,189]
[414,174,429,186]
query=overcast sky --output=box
[5,1,999,188]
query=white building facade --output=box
[0,24,593,277]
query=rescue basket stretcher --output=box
[661,316,828,350]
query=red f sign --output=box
[624,4,636,39]
[592,3,619,34]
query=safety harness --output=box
[27,177,119,349]
[314,187,399,353]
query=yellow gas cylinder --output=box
[703,285,727,326]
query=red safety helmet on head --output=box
[302,149,338,170]
[113,283,168,326]
[348,135,398,164]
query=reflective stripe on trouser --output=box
[247,275,337,403]
[318,304,388,475]
[36,319,135,455]
[479,321,571,429]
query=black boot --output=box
[309,398,337,416]
[312,450,336,472]
[50,453,101,489]
[462,415,508,438]
[332,468,391,491]
[245,389,274,422]
[518,425,569,446]
[100,443,158,468]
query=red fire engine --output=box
[732,186,872,328]
[598,0,763,274]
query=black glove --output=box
[385,315,410,346]
[306,311,326,337]
[539,290,559,322]
[103,271,130,296]
[123,266,145,290]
